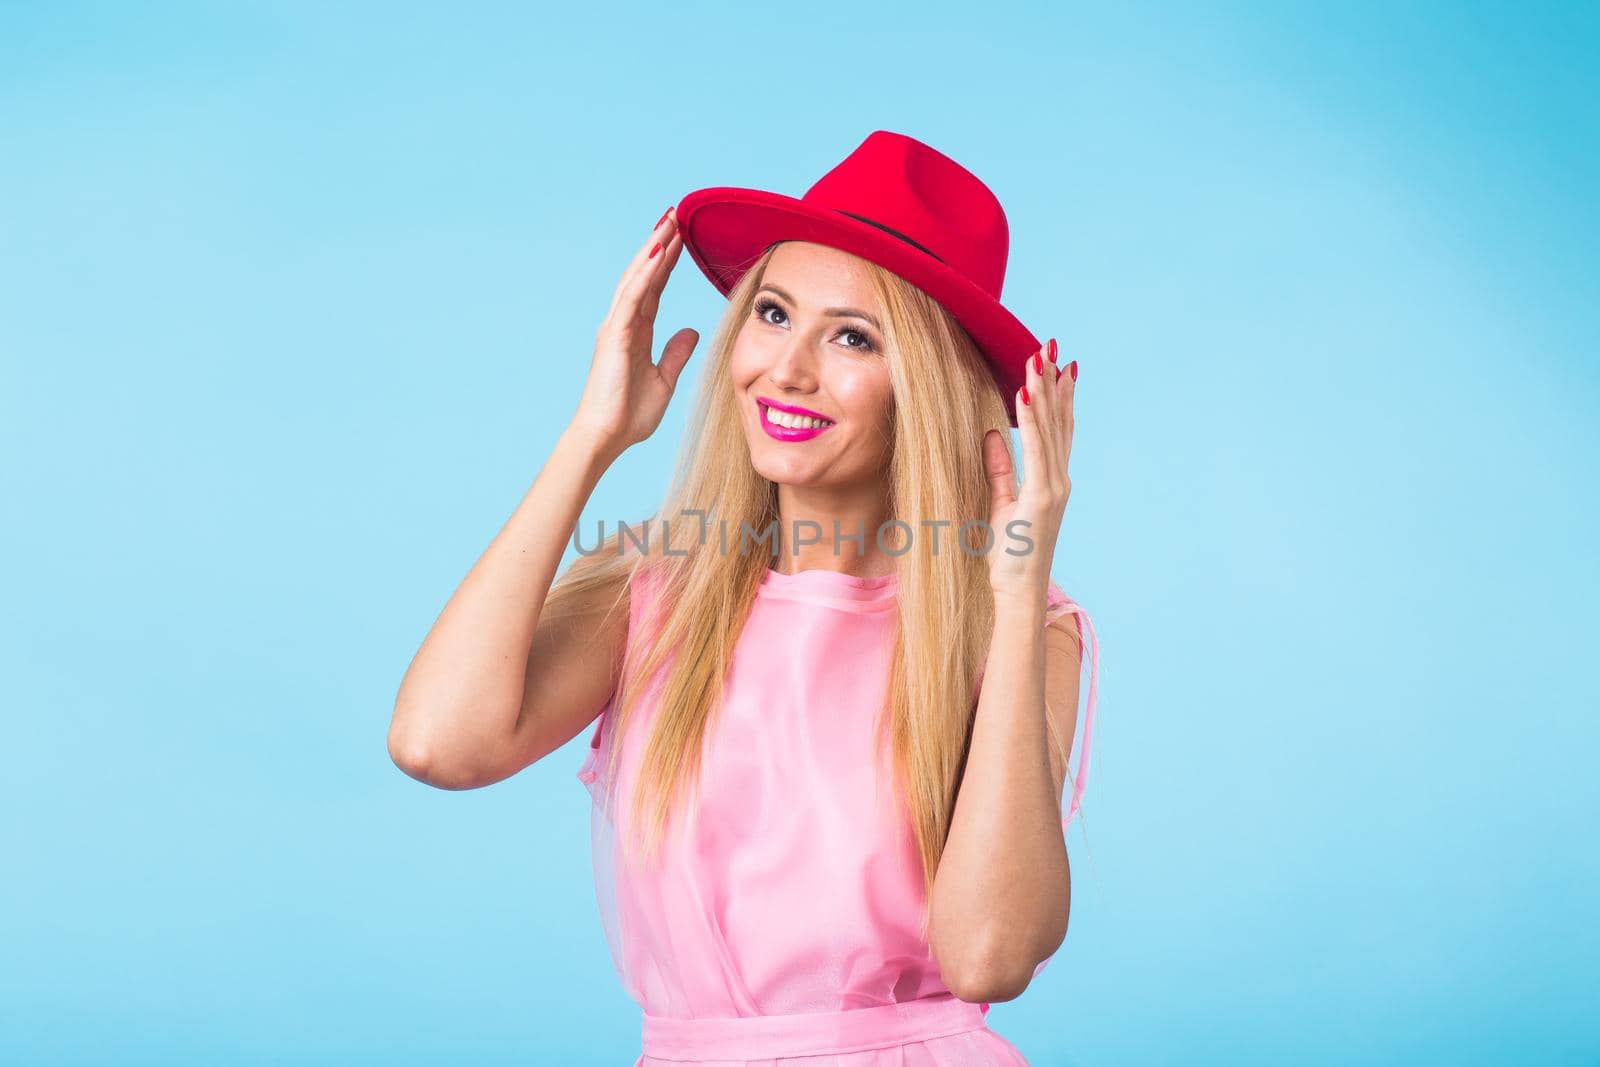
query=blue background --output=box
[3,2,1596,1064]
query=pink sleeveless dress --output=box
[576,562,1101,1066]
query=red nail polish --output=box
[1034,352,1043,374]
[655,207,671,230]
[1048,338,1058,364]
[1068,359,1078,382]
[648,242,662,259]
[1020,384,1030,406]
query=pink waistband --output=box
[640,996,990,1060]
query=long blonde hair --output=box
[543,242,1069,940]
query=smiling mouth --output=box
[759,400,835,430]
[757,400,836,441]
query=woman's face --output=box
[730,242,895,490]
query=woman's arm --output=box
[930,593,1084,1002]
[387,426,628,791]
[387,205,697,790]
[930,340,1081,1001]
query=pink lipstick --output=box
[757,395,836,442]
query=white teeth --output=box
[764,404,833,430]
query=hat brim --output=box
[674,186,1041,428]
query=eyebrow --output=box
[757,284,882,331]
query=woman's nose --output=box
[767,337,818,390]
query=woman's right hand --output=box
[570,206,700,458]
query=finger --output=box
[1016,347,1048,493]
[657,326,700,392]
[1025,338,1068,493]
[983,428,1017,515]
[609,211,678,321]
[606,211,668,316]
[607,207,679,319]
[615,217,683,326]
[637,223,687,325]
[622,206,677,292]
[1030,341,1059,461]
[1055,351,1076,469]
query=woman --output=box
[389,130,1101,1065]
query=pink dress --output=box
[576,562,1101,1066]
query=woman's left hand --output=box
[982,340,1078,599]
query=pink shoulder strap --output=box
[1064,604,1099,826]
[1045,584,1100,828]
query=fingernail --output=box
[1048,338,1058,364]
[1021,384,1030,406]
[648,242,662,259]
[1068,359,1078,382]
[655,207,672,230]
[1034,351,1043,374]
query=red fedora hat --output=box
[674,129,1044,428]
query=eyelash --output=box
[752,296,879,353]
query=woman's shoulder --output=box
[1045,577,1072,618]
[1043,578,1090,641]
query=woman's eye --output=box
[754,299,876,353]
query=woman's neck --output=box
[770,482,895,577]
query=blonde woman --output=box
[389,130,1101,1066]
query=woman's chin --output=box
[753,462,821,487]
[749,448,833,487]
